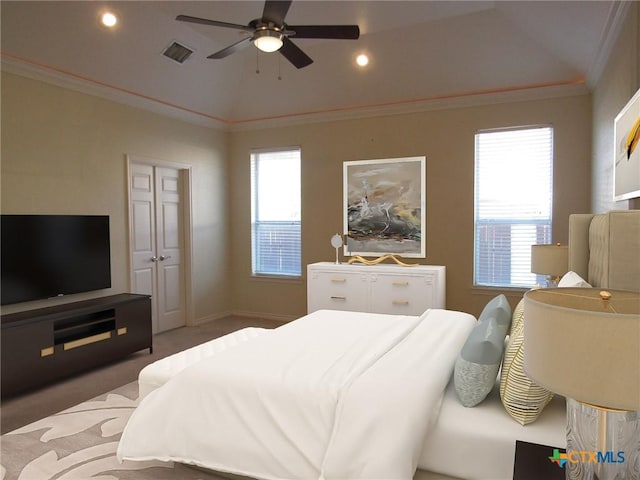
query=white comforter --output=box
[117,309,475,480]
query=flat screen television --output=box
[1,215,111,305]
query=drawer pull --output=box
[40,346,54,357]
[63,331,112,351]
[392,281,409,286]
[330,296,347,300]
[331,278,346,283]
[392,300,410,305]
[117,327,128,336]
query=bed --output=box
[117,210,640,480]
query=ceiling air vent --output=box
[162,41,194,64]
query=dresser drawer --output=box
[307,270,368,312]
[370,273,433,315]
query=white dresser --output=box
[307,262,445,315]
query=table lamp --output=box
[524,287,640,480]
[531,243,568,287]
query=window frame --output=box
[250,147,302,279]
[473,125,554,289]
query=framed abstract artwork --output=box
[614,87,640,201]
[343,156,426,257]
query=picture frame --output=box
[343,156,426,257]
[614,87,640,201]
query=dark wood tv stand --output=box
[1,293,152,398]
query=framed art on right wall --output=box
[614,87,640,201]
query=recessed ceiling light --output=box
[101,12,117,28]
[356,54,369,67]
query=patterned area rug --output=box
[0,381,230,480]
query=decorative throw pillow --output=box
[454,295,512,407]
[558,271,592,288]
[509,296,525,335]
[478,294,512,329]
[500,298,554,425]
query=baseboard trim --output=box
[190,311,232,326]
[192,310,297,326]
[231,310,297,324]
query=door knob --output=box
[150,256,158,262]
[159,255,172,261]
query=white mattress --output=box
[418,378,566,480]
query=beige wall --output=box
[592,2,640,212]
[0,72,230,322]
[229,95,592,319]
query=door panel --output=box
[162,203,180,249]
[132,203,153,251]
[133,269,153,296]
[162,265,182,312]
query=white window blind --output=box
[251,148,301,277]
[474,126,553,288]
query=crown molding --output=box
[1,54,229,130]
[3,52,589,133]
[586,0,632,89]
[226,81,590,132]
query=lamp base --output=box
[565,398,640,480]
[545,275,561,287]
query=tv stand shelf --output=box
[1,293,152,398]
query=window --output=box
[474,126,553,288]
[251,148,301,277]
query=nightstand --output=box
[513,440,566,480]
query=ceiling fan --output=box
[176,0,360,69]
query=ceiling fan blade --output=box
[207,37,253,59]
[279,37,313,69]
[261,0,292,25]
[288,25,360,39]
[176,15,253,32]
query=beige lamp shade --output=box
[530,244,568,276]
[524,288,640,411]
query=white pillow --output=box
[558,271,592,288]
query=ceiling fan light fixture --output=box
[254,29,284,53]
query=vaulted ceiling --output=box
[0,1,626,129]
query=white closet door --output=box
[154,166,184,331]
[130,163,185,333]
[130,164,157,305]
